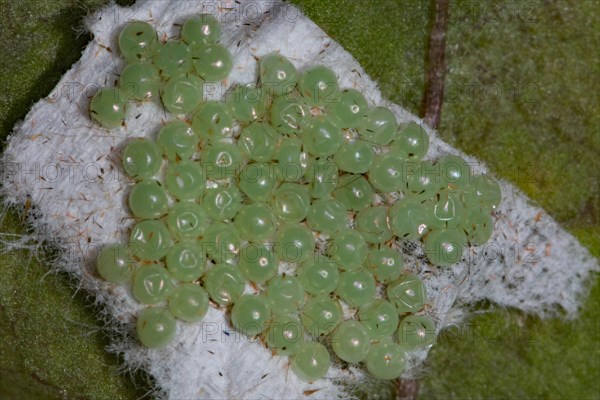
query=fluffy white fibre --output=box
[1,0,597,399]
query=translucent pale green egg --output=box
[297,258,339,295]
[302,117,343,157]
[298,65,339,106]
[119,62,161,101]
[301,296,343,336]
[358,299,400,339]
[355,206,393,244]
[156,121,199,161]
[397,315,436,349]
[234,202,277,241]
[333,140,375,174]
[164,161,206,200]
[326,88,369,128]
[259,52,299,96]
[238,243,278,283]
[265,275,305,314]
[327,229,368,270]
[165,241,206,282]
[128,180,169,219]
[132,264,174,304]
[191,101,235,142]
[358,107,397,145]
[405,161,444,199]
[122,138,162,180]
[271,182,311,222]
[129,220,172,261]
[89,87,127,129]
[181,14,221,47]
[306,158,339,199]
[161,74,204,115]
[366,246,403,283]
[367,154,406,193]
[389,200,429,239]
[168,283,209,322]
[202,142,243,180]
[461,208,494,245]
[118,21,157,62]
[426,191,465,229]
[437,155,471,188]
[365,338,407,379]
[202,186,243,220]
[136,307,176,348]
[306,198,348,235]
[332,174,374,212]
[166,202,209,239]
[423,228,465,267]
[387,274,427,313]
[231,294,271,336]
[238,162,277,201]
[275,139,311,182]
[238,122,278,162]
[202,222,241,264]
[391,122,429,160]
[227,85,269,124]
[274,223,315,263]
[192,44,233,82]
[290,341,330,382]
[269,96,310,135]
[335,270,376,308]
[264,316,303,355]
[202,263,245,306]
[331,320,371,363]
[153,41,192,79]
[462,174,502,211]
[97,243,135,283]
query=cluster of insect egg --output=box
[94,14,501,382]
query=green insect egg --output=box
[118,21,157,62]
[132,264,174,305]
[153,41,192,79]
[366,246,404,283]
[96,243,136,283]
[264,316,303,355]
[301,295,343,336]
[136,307,176,348]
[365,338,407,379]
[327,229,368,270]
[144,139,176,170]
[238,243,278,283]
[270,182,311,223]
[129,219,172,261]
[202,142,243,181]
[161,74,204,115]
[192,44,233,82]
[405,160,445,200]
[387,274,427,313]
[238,122,279,162]
[275,139,311,182]
[462,174,502,211]
[274,223,315,263]
[227,85,269,124]
[231,294,271,337]
[389,199,429,239]
[290,341,330,382]
[203,263,245,306]
[306,198,348,235]
[122,138,162,180]
[165,241,206,282]
[331,320,371,363]
[461,207,494,245]
[202,222,241,264]
[269,96,310,135]
[391,122,429,160]
[355,206,393,244]
[426,191,465,229]
[332,174,374,212]
[302,116,343,157]
[164,161,206,200]
[297,258,340,295]
[335,269,376,308]
[358,299,400,339]
[306,158,339,199]
[234,202,277,241]
[397,315,436,349]
[166,201,209,239]
[259,52,299,96]
[424,228,466,267]
[202,186,243,220]
[358,107,397,146]
[181,14,221,47]
[238,162,277,201]
[367,154,406,193]
[128,180,169,219]
[168,283,209,322]
[119,62,161,101]
[191,101,235,142]
[333,140,375,174]
[265,275,305,314]
[89,87,127,129]
[298,65,339,106]
[326,88,369,128]
[437,155,471,189]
